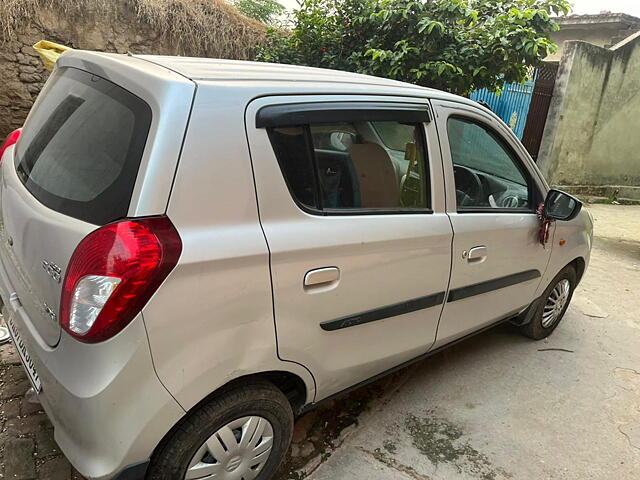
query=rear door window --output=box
[15,67,152,225]
[268,120,430,213]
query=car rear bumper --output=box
[0,260,184,480]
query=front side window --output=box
[447,117,531,211]
[269,120,429,212]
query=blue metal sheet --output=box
[470,71,537,139]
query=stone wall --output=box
[538,37,640,191]
[0,0,265,138]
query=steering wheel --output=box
[453,165,483,207]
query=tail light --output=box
[60,216,182,343]
[0,128,22,163]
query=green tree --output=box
[257,0,571,95]
[233,0,287,25]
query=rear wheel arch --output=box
[186,370,309,420]
[147,378,294,480]
[253,371,309,414]
[148,370,309,476]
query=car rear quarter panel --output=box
[142,83,316,411]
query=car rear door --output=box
[431,99,552,348]
[245,95,453,400]
[0,65,169,346]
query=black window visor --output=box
[256,102,430,128]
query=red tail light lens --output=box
[60,216,182,343]
[0,128,22,163]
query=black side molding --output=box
[319,270,540,332]
[256,102,430,128]
[320,291,445,332]
[448,269,541,302]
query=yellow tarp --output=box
[33,40,71,72]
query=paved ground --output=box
[0,204,638,479]
[297,204,640,479]
[0,345,83,479]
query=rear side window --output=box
[268,120,430,213]
[16,67,152,225]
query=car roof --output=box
[136,55,472,99]
[135,55,427,88]
[58,50,477,109]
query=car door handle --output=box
[304,267,340,290]
[467,246,488,264]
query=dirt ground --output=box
[287,204,640,479]
[0,204,638,480]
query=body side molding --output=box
[448,269,541,302]
[320,291,446,332]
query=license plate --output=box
[7,316,42,393]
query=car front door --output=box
[431,99,552,348]
[246,96,452,400]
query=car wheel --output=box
[520,265,577,340]
[147,380,293,480]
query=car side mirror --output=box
[543,189,582,221]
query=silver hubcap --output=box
[542,279,571,328]
[185,416,274,479]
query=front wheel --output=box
[520,266,577,340]
[147,380,293,480]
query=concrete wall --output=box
[0,0,265,138]
[546,14,640,62]
[547,27,628,61]
[538,38,640,189]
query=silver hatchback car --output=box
[0,51,592,480]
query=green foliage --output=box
[233,0,286,25]
[256,0,571,95]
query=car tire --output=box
[146,380,293,480]
[520,265,577,340]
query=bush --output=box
[257,0,571,95]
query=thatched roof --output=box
[0,0,267,59]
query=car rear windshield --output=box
[15,67,152,225]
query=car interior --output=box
[309,121,427,210]
[453,164,530,210]
[447,117,531,211]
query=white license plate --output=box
[7,316,42,393]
